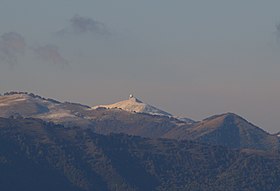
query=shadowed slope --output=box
[164,113,279,150]
[0,117,280,191]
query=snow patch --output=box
[92,95,172,117]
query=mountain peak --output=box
[92,95,172,117]
[203,112,243,122]
[1,91,61,104]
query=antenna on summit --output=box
[129,94,134,99]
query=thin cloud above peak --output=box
[56,15,110,36]
[32,44,69,67]
[0,32,26,66]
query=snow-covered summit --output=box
[0,92,195,125]
[92,95,173,117]
[0,93,56,115]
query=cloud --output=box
[57,15,110,36]
[32,44,68,66]
[0,32,26,66]
[0,32,69,68]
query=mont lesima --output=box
[0,92,280,191]
[1,1,280,190]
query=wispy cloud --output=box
[56,15,110,36]
[32,44,68,66]
[0,32,26,66]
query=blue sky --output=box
[1,0,280,133]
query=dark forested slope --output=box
[0,117,280,191]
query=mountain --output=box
[164,113,280,150]
[0,92,57,117]
[0,92,193,125]
[0,92,184,138]
[0,92,279,151]
[0,92,92,126]
[92,95,195,123]
[0,92,87,119]
[93,94,173,116]
[1,117,280,191]
[0,92,195,139]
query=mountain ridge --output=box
[165,112,280,150]
[0,91,279,151]
[93,94,173,116]
[1,117,280,191]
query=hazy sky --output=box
[1,0,280,133]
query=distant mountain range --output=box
[0,91,280,190]
[0,117,280,191]
[0,92,278,151]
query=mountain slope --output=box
[0,117,280,191]
[0,92,92,126]
[93,95,173,116]
[0,92,190,139]
[0,92,53,117]
[92,95,195,123]
[83,108,183,138]
[0,92,279,151]
[164,113,279,150]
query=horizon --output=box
[1,0,280,133]
[0,90,277,134]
